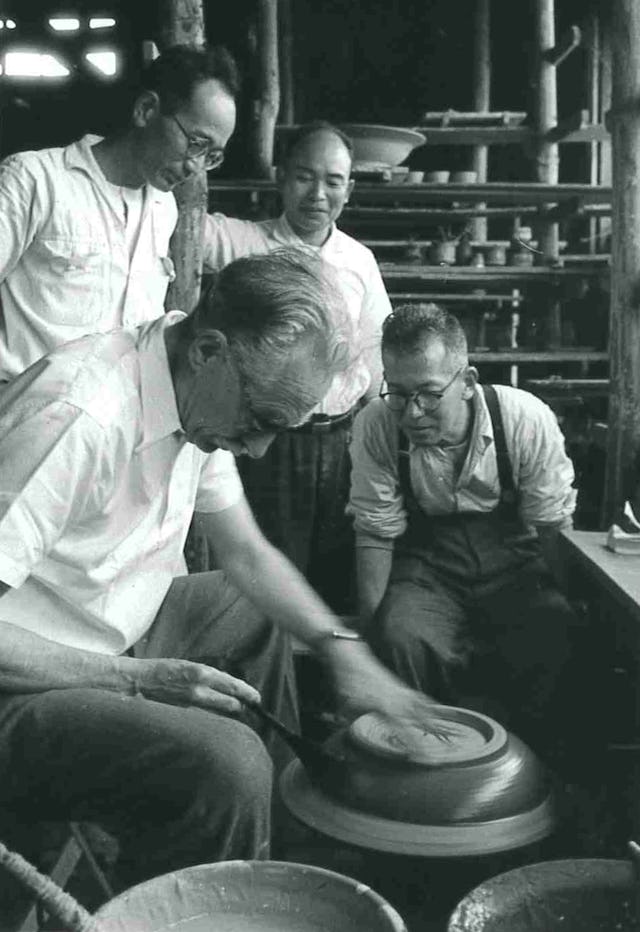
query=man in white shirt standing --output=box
[349,303,583,764]
[0,44,237,379]
[202,122,392,611]
[0,251,436,889]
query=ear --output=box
[345,178,355,202]
[275,164,287,188]
[132,90,161,129]
[461,366,479,400]
[187,329,229,372]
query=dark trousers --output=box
[369,511,584,761]
[0,572,297,888]
[238,422,355,613]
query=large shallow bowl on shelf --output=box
[280,705,555,857]
[95,860,408,932]
[275,124,426,166]
[447,858,636,931]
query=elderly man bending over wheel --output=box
[0,251,435,890]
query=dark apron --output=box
[394,384,542,590]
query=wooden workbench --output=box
[560,529,640,625]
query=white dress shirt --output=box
[0,313,243,654]
[0,135,178,379]
[202,212,391,415]
[349,384,577,549]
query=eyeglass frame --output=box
[379,365,466,414]
[171,113,225,170]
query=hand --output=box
[129,657,261,714]
[321,640,453,740]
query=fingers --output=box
[137,658,261,713]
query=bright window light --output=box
[49,17,80,31]
[89,17,116,29]
[0,22,4,29]
[5,52,70,77]
[85,50,117,76]
[6,18,16,29]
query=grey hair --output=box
[192,248,354,406]
[382,303,468,371]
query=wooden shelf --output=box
[380,263,606,284]
[209,180,612,206]
[470,351,608,363]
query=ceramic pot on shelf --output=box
[428,240,457,265]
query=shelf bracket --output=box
[543,25,582,67]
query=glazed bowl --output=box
[281,706,555,857]
[276,124,426,167]
[447,859,636,931]
[95,860,408,932]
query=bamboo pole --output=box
[250,0,280,177]
[155,0,208,316]
[279,0,295,125]
[470,0,490,243]
[603,0,640,525]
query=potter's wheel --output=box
[280,706,556,857]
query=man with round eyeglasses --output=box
[0,45,237,381]
[348,303,586,767]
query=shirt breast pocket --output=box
[37,237,108,325]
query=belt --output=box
[291,407,356,435]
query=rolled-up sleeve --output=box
[195,449,244,513]
[504,388,577,528]
[348,400,408,548]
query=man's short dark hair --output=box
[382,304,468,367]
[280,120,354,167]
[141,45,240,114]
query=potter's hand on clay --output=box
[321,641,453,741]
[130,658,260,714]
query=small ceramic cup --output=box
[424,170,450,183]
[406,170,425,184]
[450,170,478,184]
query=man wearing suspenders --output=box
[348,303,582,763]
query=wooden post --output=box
[586,12,600,255]
[603,0,640,525]
[155,0,208,316]
[470,0,490,243]
[250,0,280,177]
[532,0,560,262]
[279,0,295,126]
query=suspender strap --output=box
[481,383,516,500]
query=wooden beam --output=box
[471,0,491,243]
[532,0,560,262]
[543,24,582,67]
[604,0,640,525]
[155,0,207,317]
[278,0,295,124]
[249,0,280,177]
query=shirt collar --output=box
[273,213,342,253]
[63,134,106,181]
[136,311,186,449]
